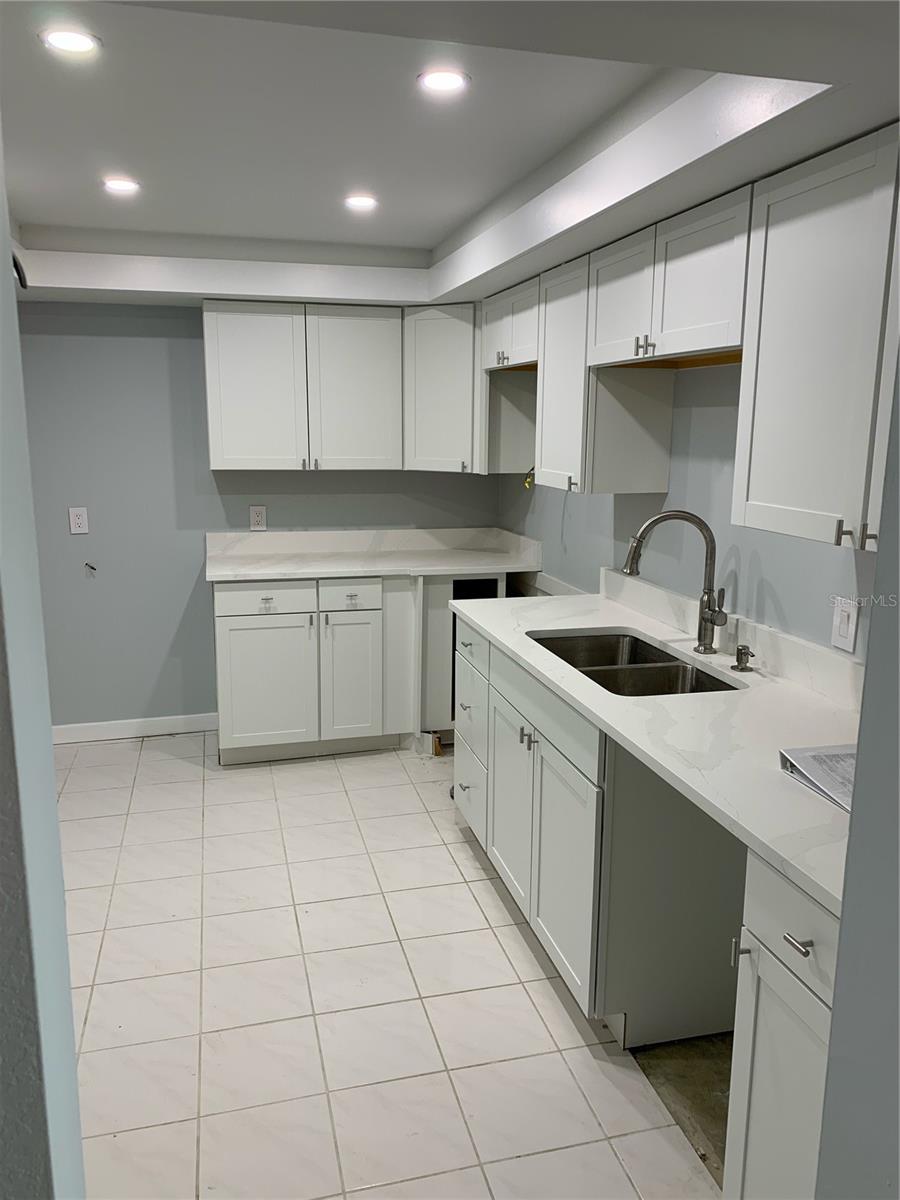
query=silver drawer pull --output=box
[346,593,358,600]
[260,596,274,602]
[460,640,473,649]
[783,933,814,958]
[457,783,471,792]
[518,726,526,744]
[458,702,471,712]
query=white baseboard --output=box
[53,712,218,745]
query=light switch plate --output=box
[831,596,859,652]
[249,505,267,531]
[68,506,89,534]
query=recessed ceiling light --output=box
[418,69,470,94]
[40,29,100,54]
[345,194,377,212]
[103,176,140,196]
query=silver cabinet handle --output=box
[525,732,537,751]
[458,702,471,712]
[496,350,503,365]
[859,523,877,545]
[460,640,473,649]
[346,593,358,600]
[260,596,274,602]
[324,613,329,626]
[634,335,642,357]
[518,726,526,744]
[642,333,654,356]
[783,933,814,958]
[461,461,467,473]
[314,458,320,470]
[731,937,751,967]
[458,783,471,792]
[308,613,314,627]
[301,458,307,470]
[834,519,854,546]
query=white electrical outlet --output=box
[249,505,267,531]
[831,595,859,653]
[68,507,89,534]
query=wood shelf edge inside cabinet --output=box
[617,349,743,371]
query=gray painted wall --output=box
[817,390,898,1199]
[500,364,876,653]
[0,146,84,1191]
[20,303,500,726]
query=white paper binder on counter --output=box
[779,744,857,812]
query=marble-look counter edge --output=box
[206,551,542,582]
[451,593,856,918]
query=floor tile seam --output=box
[361,829,486,1182]
[279,776,349,1200]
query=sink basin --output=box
[527,630,737,696]
[581,662,736,696]
[527,632,676,669]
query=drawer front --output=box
[490,647,605,785]
[453,733,488,847]
[455,619,490,678]
[318,577,383,611]
[214,580,317,617]
[744,853,840,1005]
[454,653,488,766]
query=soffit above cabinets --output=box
[5,2,896,304]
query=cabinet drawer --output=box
[318,577,382,611]
[454,653,488,766]
[214,580,317,617]
[490,647,605,785]
[743,853,840,1005]
[455,619,490,678]
[454,733,487,847]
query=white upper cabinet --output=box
[732,129,898,546]
[649,187,750,358]
[204,301,309,470]
[403,305,475,472]
[306,305,402,470]
[482,277,540,369]
[534,257,590,491]
[586,188,750,366]
[586,229,654,366]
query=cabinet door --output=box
[215,613,318,750]
[320,610,383,740]
[732,129,898,545]
[486,688,534,913]
[403,306,475,472]
[534,257,590,491]
[204,302,308,470]
[724,933,831,1200]
[530,739,601,1012]
[307,306,402,469]
[650,187,750,358]
[586,229,655,366]
[862,214,899,547]
[482,279,539,369]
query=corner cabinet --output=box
[204,301,309,470]
[306,306,403,470]
[732,127,898,547]
[403,305,475,472]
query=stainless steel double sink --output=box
[526,631,737,696]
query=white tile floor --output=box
[58,734,719,1200]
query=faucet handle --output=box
[707,587,728,627]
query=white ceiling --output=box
[0,2,659,249]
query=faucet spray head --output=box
[622,536,643,577]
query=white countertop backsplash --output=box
[206,527,542,582]
[452,574,861,917]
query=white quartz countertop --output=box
[206,528,542,582]
[450,591,858,917]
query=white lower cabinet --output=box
[486,688,535,913]
[320,609,383,740]
[216,612,319,750]
[530,738,601,1011]
[724,931,831,1200]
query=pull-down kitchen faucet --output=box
[621,510,728,654]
